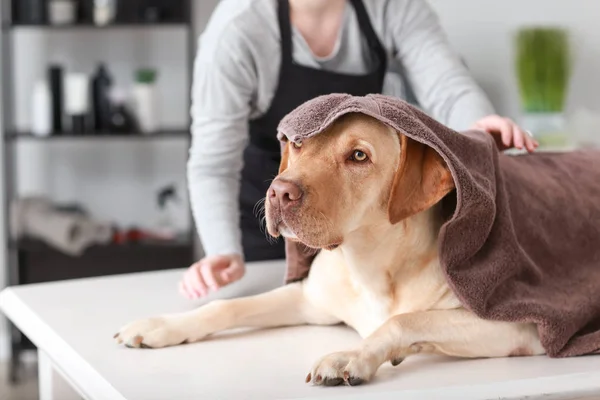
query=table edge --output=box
[0,288,127,400]
[292,371,600,400]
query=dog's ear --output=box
[388,134,455,224]
[279,141,290,174]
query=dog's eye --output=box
[292,141,303,149]
[350,150,368,162]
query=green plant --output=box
[516,27,571,113]
[135,68,158,84]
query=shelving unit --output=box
[1,0,196,384]
[7,22,190,28]
[6,128,191,140]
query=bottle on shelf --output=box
[132,68,160,134]
[79,0,95,23]
[48,65,64,133]
[48,0,78,25]
[153,184,182,241]
[65,73,91,134]
[92,64,114,132]
[31,80,53,137]
[15,0,47,25]
[108,88,138,134]
[93,0,117,26]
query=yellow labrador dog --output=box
[115,114,544,386]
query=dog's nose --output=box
[269,179,303,208]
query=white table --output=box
[1,261,600,400]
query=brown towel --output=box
[276,93,600,358]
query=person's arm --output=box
[389,0,495,131]
[188,18,257,258]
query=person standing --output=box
[181,0,537,299]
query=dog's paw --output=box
[306,350,378,387]
[114,316,196,349]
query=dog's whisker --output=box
[258,213,279,245]
[263,176,276,185]
[253,198,274,243]
[253,198,267,218]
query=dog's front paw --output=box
[307,350,379,387]
[114,316,197,349]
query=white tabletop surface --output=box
[1,260,600,400]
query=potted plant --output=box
[516,26,572,149]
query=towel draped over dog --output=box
[276,93,600,358]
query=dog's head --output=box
[265,113,455,250]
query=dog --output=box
[115,113,544,386]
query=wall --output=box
[0,0,219,363]
[428,0,600,118]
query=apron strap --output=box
[349,0,388,72]
[277,0,294,65]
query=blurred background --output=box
[0,0,599,397]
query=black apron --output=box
[240,0,388,261]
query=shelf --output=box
[4,22,190,31]
[14,237,193,252]
[6,129,190,141]
[14,238,195,285]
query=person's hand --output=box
[179,254,245,299]
[471,115,538,153]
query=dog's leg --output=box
[308,308,544,386]
[116,282,339,349]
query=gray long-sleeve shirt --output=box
[188,0,495,258]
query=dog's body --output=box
[116,114,544,385]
